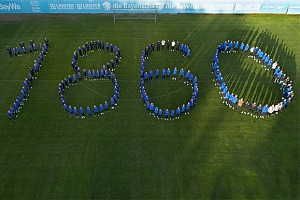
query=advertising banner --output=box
[0,0,298,14]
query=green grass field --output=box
[0,14,299,199]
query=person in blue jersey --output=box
[165,108,169,120]
[166,68,171,78]
[16,47,21,56]
[13,48,17,57]
[73,107,79,118]
[263,54,270,67]
[186,49,191,60]
[143,72,148,82]
[227,41,233,53]
[158,108,163,119]
[181,104,186,115]
[274,70,283,83]
[179,68,184,80]
[233,41,239,52]
[73,74,77,85]
[266,59,273,71]
[170,109,175,120]
[273,66,281,77]
[244,44,249,53]
[161,69,166,79]
[104,101,109,112]
[188,73,193,85]
[239,42,244,51]
[185,102,191,114]
[149,70,153,81]
[93,105,99,116]
[233,95,239,109]
[261,104,268,118]
[79,107,85,119]
[99,104,104,115]
[149,103,155,114]
[86,106,92,117]
[110,98,115,109]
[96,70,100,80]
[7,110,15,121]
[172,67,177,80]
[63,103,68,113]
[154,107,159,118]
[176,107,181,119]
[68,105,73,117]
[184,70,190,84]
[258,51,264,63]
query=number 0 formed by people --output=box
[6,38,294,121]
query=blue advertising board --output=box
[0,0,299,14]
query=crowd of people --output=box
[7,38,50,121]
[58,42,121,118]
[139,40,199,120]
[6,38,49,58]
[212,40,294,118]
[71,41,121,72]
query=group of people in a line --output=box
[7,38,50,121]
[213,40,294,118]
[6,38,49,58]
[71,41,121,72]
[59,42,121,118]
[139,41,198,120]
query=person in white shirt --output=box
[171,40,176,51]
[161,39,165,50]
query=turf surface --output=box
[0,14,299,199]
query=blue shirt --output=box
[173,68,177,75]
[180,69,184,76]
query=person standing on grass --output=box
[171,40,175,51]
[166,40,170,51]
[242,101,250,114]
[157,108,162,119]
[44,38,50,48]
[239,42,244,51]
[73,107,79,118]
[68,105,73,117]
[237,98,244,111]
[157,41,161,51]
[164,109,169,120]
[7,110,16,121]
[161,39,165,50]
[261,104,268,118]
[87,106,92,117]
[175,107,181,119]
[186,48,191,60]
[93,105,99,116]
[185,70,190,84]
[172,67,177,80]
[244,43,249,53]
[274,70,283,83]
[268,104,275,117]
[79,107,85,119]
[255,104,262,118]
[166,68,171,79]
[6,46,13,57]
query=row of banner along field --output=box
[0,0,299,14]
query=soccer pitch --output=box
[0,14,299,199]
